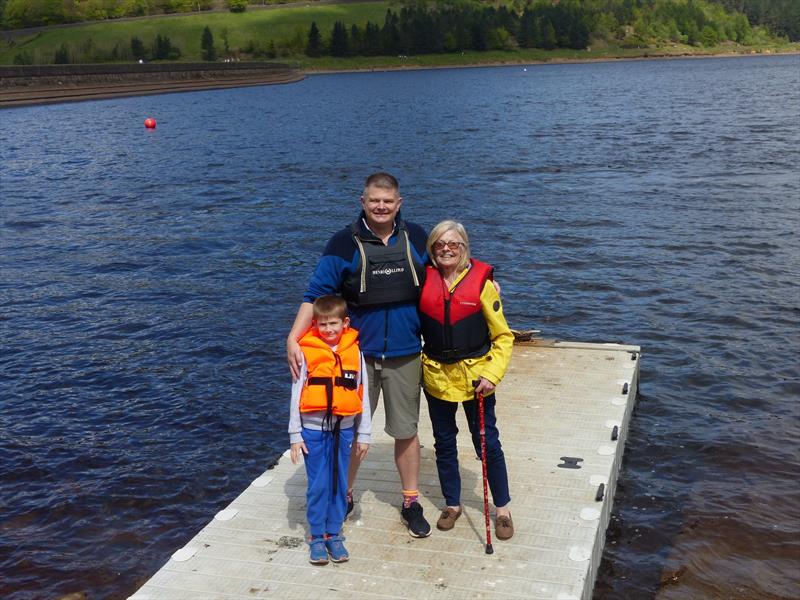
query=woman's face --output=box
[433,230,466,272]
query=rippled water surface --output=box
[1,55,798,599]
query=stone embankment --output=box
[0,62,304,107]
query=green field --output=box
[0,2,393,64]
[1,2,797,67]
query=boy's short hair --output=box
[312,295,348,320]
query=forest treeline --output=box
[1,0,798,43]
[713,0,799,42]
[299,0,763,60]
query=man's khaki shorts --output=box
[364,354,422,440]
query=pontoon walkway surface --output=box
[132,339,641,600]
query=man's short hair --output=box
[312,295,348,320]
[364,172,399,192]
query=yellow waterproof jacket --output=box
[421,268,513,402]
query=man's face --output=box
[314,315,349,346]
[361,185,402,230]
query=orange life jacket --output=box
[299,327,362,416]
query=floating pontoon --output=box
[132,339,640,599]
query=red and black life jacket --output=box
[419,259,493,364]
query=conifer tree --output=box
[364,22,382,55]
[382,10,401,55]
[518,9,535,48]
[350,23,363,55]
[153,34,178,60]
[130,36,146,60]
[53,43,70,64]
[541,19,557,49]
[201,26,216,61]
[306,21,322,56]
[330,21,349,56]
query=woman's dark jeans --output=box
[425,391,511,508]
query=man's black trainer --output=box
[400,501,431,538]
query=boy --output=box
[289,295,371,564]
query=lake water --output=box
[1,54,798,599]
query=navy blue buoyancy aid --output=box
[341,219,425,309]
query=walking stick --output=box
[477,389,494,555]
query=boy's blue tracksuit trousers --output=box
[301,425,354,537]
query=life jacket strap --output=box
[307,376,335,423]
[331,415,343,496]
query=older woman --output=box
[419,220,515,540]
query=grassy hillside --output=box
[0,2,392,64]
[1,0,797,67]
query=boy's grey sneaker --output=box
[400,501,431,538]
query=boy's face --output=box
[314,315,349,346]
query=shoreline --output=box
[2,49,797,108]
[302,48,800,75]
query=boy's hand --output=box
[290,441,308,464]
[355,442,369,460]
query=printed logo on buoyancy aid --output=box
[299,328,362,417]
[342,221,424,308]
[419,259,493,364]
[372,266,406,277]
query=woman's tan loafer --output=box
[495,514,514,540]
[436,507,462,531]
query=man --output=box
[287,172,431,537]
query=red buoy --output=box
[144,117,156,129]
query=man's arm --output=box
[288,227,354,379]
[287,302,314,381]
